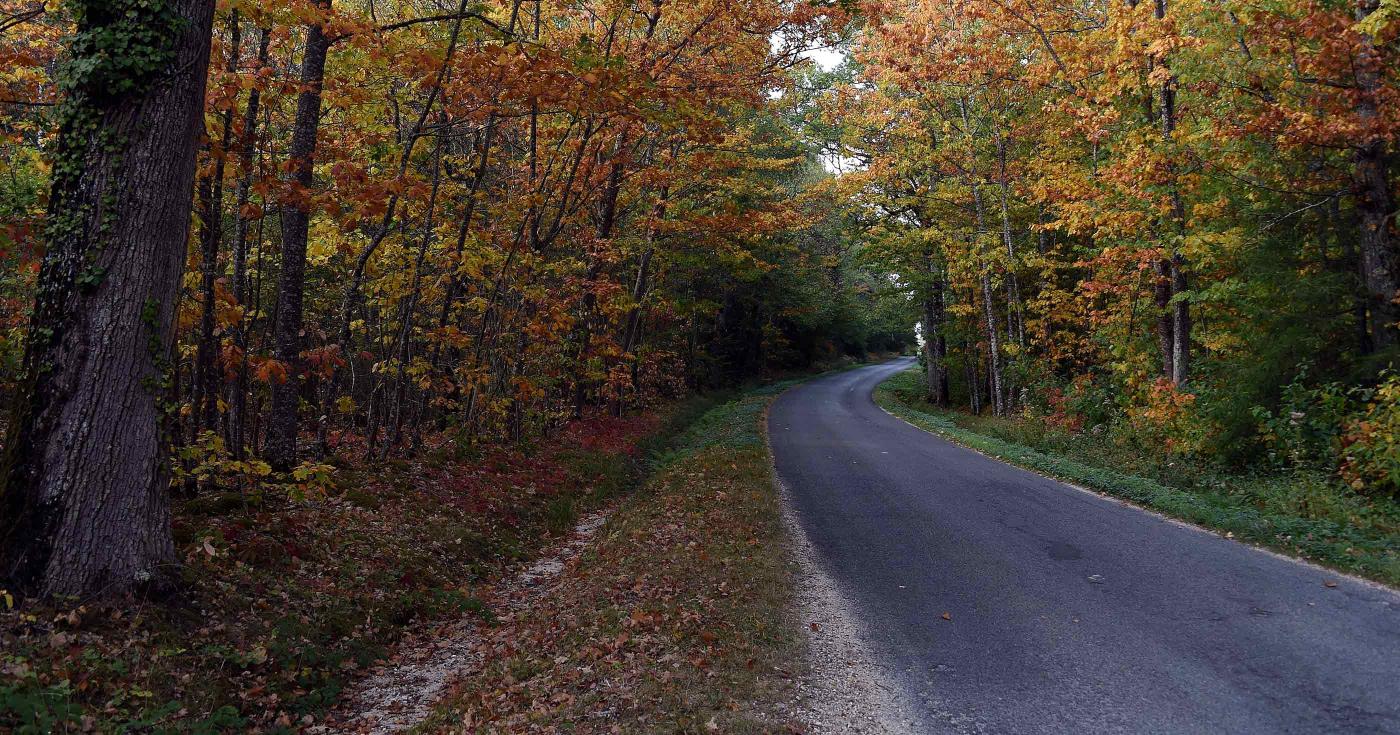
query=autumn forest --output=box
[0,0,1397,730]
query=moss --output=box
[29,0,186,358]
[340,488,381,510]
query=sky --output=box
[803,45,846,72]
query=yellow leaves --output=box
[307,220,343,265]
[1355,0,1400,35]
[1190,196,1232,223]
[174,431,273,491]
[1146,66,1175,87]
[1180,227,1245,272]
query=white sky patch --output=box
[770,33,848,73]
[821,152,864,175]
[803,45,847,71]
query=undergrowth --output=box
[0,403,706,734]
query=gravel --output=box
[778,476,923,735]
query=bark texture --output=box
[1353,0,1399,348]
[0,0,217,600]
[266,2,332,471]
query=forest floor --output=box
[876,369,1400,588]
[0,394,720,733]
[0,358,887,734]
[399,363,916,734]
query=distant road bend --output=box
[770,357,1400,734]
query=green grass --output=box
[876,369,1400,587]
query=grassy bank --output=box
[419,382,805,733]
[877,369,1400,587]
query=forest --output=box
[0,0,1397,731]
[0,0,909,602]
[823,0,1400,505]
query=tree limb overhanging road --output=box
[770,358,1400,734]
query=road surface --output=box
[769,358,1400,734]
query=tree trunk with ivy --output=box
[0,0,217,601]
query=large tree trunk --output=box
[266,1,332,472]
[0,0,216,600]
[1353,0,1399,349]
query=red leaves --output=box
[302,345,346,380]
[251,356,290,385]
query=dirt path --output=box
[315,510,613,734]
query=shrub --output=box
[1250,371,1350,471]
[1119,378,1202,455]
[1340,372,1400,497]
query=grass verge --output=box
[876,369,1400,587]
[417,381,806,734]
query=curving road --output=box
[769,358,1400,734]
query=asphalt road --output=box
[769,357,1400,734]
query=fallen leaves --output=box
[426,394,804,731]
[0,409,668,732]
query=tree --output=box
[265,0,332,472]
[0,0,217,600]
[1352,0,1399,348]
